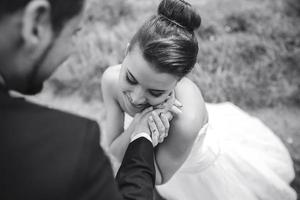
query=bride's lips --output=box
[124,93,147,111]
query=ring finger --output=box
[151,110,166,137]
[148,116,159,146]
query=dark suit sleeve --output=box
[116,137,156,200]
[75,122,155,200]
[73,121,123,200]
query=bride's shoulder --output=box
[176,77,199,93]
[102,64,121,80]
[173,77,208,140]
[175,77,205,111]
[101,64,121,97]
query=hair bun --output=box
[158,0,201,31]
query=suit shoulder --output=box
[25,100,99,129]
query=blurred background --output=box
[26,0,299,196]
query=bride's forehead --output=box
[131,66,176,88]
[125,52,177,89]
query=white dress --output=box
[155,102,297,200]
[120,102,297,200]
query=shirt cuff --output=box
[130,132,152,143]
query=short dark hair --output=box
[128,0,201,78]
[0,0,84,31]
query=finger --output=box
[165,112,173,121]
[158,136,164,144]
[151,111,166,136]
[155,103,166,109]
[151,111,167,143]
[142,106,153,115]
[139,106,154,120]
[157,112,169,142]
[170,105,182,115]
[174,99,183,108]
[135,106,152,119]
[148,116,159,146]
[160,113,170,138]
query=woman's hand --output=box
[148,110,167,146]
[155,91,183,116]
[148,109,177,147]
[148,92,183,146]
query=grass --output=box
[45,0,300,108]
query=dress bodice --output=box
[178,123,221,173]
[125,114,221,174]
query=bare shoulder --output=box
[172,77,208,142]
[101,64,121,98]
[102,64,121,86]
[154,77,208,183]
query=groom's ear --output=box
[21,0,53,57]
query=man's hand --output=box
[128,107,154,141]
[148,110,170,147]
[148,92,183,146]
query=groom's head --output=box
[0,0,85,94]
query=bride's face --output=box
[119,46,178,114]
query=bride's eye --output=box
[126,73,138,85]
[149,90,164,97]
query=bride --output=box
[101,0,297,199]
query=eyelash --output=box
[126,73,164,97]
[126,74,138,85]
[149,91,164,97]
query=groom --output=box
[0,0,156,199]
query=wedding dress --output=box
[155,102,297,200]
[112,102,297,199]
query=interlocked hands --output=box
[148,91,183,146]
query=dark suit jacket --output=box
[0,89,155,200]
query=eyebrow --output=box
[126,69,166,92]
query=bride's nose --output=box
[131,86,146,104]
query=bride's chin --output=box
[122,93,139,115]
[126,106,140,117]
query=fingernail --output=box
[176,101,183,107]
[176,107,183,113]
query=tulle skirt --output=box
[155,102,297,200]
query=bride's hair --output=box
[128,0,201,78]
